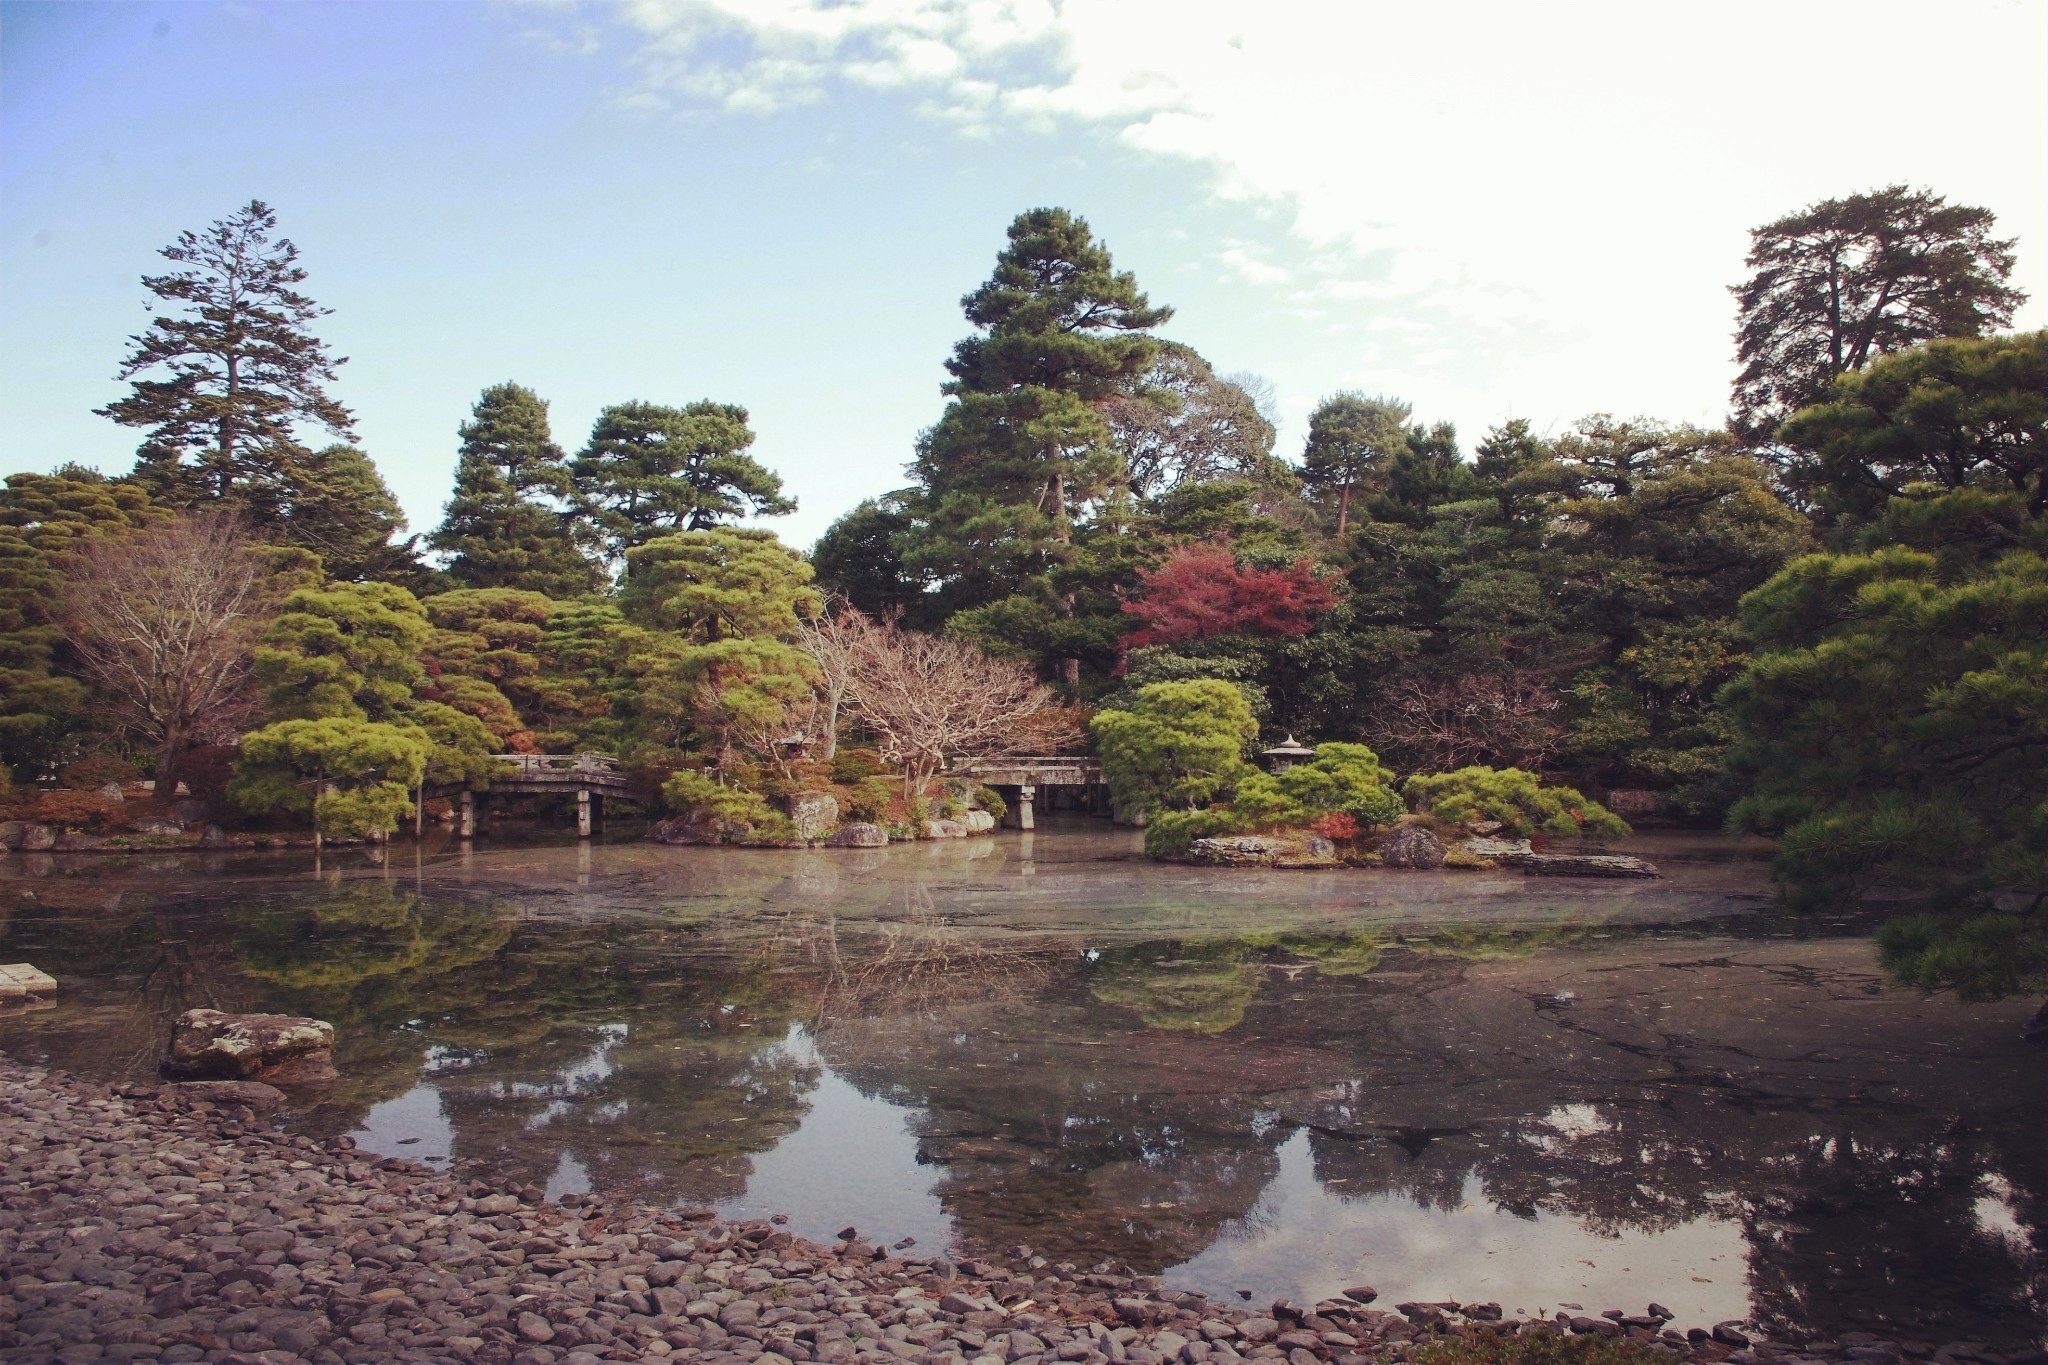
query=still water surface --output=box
[2,821,2042,1345]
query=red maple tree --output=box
[1120,541,1338,648]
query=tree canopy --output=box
[571,400,793,566]
[1732,185,2024,444]
[431,382,599,597]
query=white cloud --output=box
[555,0,2048,433]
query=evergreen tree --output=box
[1300,393,1411,537]
[97,201,354,516]
[430,383,600,596]
[1732,185,2024,444]
[287,444,426,585]
[570,400,794,567]
[0,472,159,777]
[902,208,1170,682]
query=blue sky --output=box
[5,0,2045,551]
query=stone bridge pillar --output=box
[458,790,477,839]
[1015,783,1035,831]
[577,788,595,838]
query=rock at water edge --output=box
[1519,853,1662,879]
[1187,836,1284,867]
[167,1009,338,1083]
[1378,824,1447,869]
[826,822,888,848]
[783,790,840,842]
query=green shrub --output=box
[830,747,886,783]
[1403,765,1630,839]
[1091,680,1259,817]
[937,790,966,819]
[1228,743,1403,832]
[661,769,776,829]
[974,785,1007,823]
[843,775,896,823]
[1144,807,1240,857]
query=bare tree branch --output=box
[59,512,274,790]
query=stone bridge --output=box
[430,753,630,837]
[947,756,1104,830]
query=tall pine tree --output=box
[431,382,600,597]
[97,201,355,518]
[903,207,1170,681]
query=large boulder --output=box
[1378,824,1447,869]
[961,809,997,834]
[922,818,967,839]
[95,782,126,802]
[18,824,55,852]
[783,791,840,842]
[52,832,106,851]
[1187,836,1284,867]
[130,816,185,837]
[197,825,231,849]
[0,821,24,851]
[826,822,888,848]
[166,1009,337,1083]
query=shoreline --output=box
[4,1057,2041,1365]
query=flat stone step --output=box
[0,962,57,1004]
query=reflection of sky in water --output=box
[1170,1130,1751,1329]
[352,1084,455,1165]
[715,1025,952,1255]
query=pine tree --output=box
[570,400,794,568]
[430,383,600,597]
[96,201,354,516]
[903,207,1171,680]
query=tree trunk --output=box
[1336,480,1353,539]
[821,689,841,762]
[155,724,186,805]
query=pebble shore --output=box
[3,1057,2040,1365]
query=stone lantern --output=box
[1259,734,1314,773]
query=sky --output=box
[3,0,2045,551]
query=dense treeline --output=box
[2,191,2042,998]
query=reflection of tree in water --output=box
[430,944,823,1205]
[226,879,520,1122]
[0,859,256,1077]
[1088,933,1395,1035]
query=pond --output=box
[2,820,2042,1347]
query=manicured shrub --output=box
[830,746,886,783]
[973,784,1007,823]
[1403,765,1630,839]
[1230,742,1404,831]
[1091,680,1259,816]
[1143,807,1239,857]
[661,769,775,829]
[842,775,897,823]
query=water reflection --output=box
[1,825,2042,1345]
